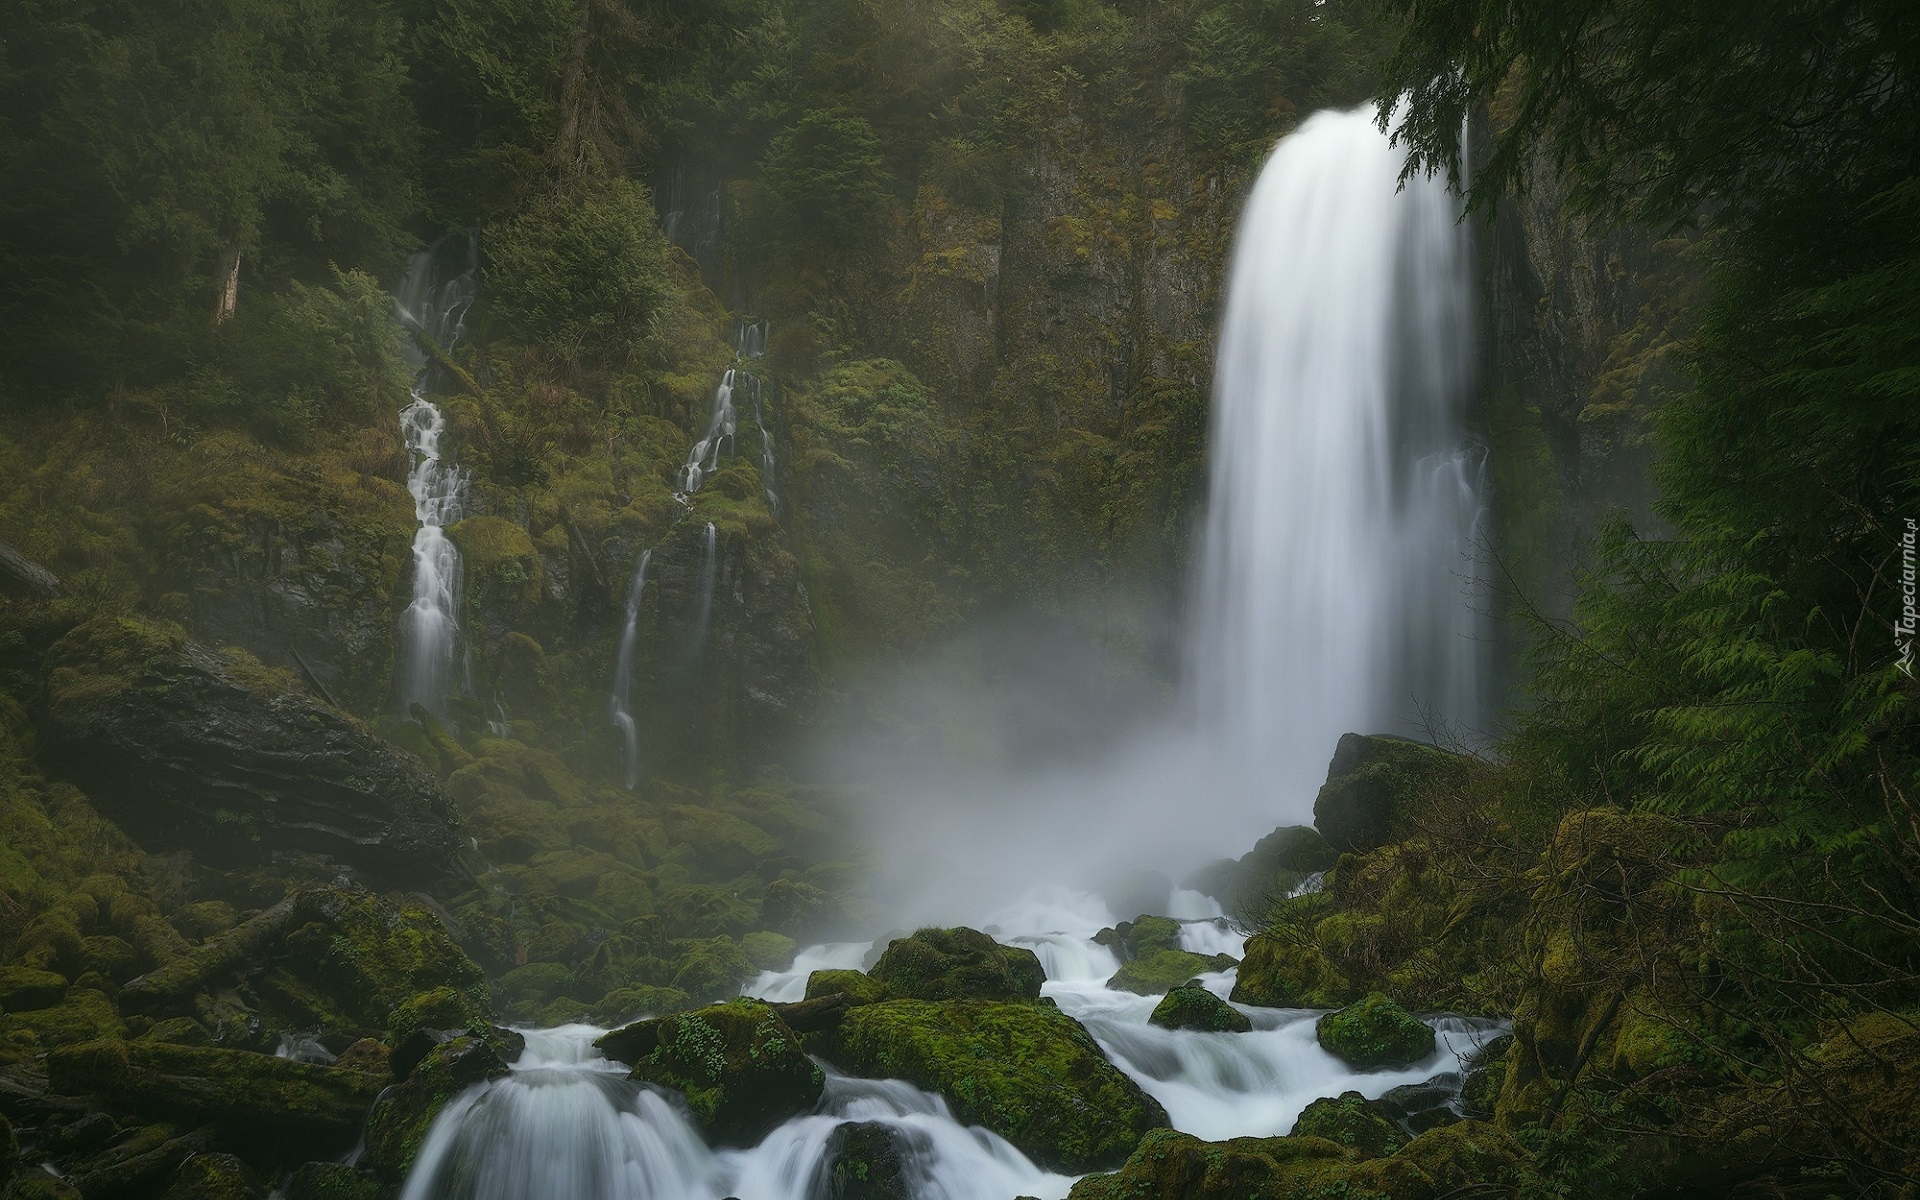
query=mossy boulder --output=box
[1317,994,1436,1070]
[0,966,67,1009]
[156,1152,262,1200]
[361,1035,508,1179]
[669,936,758,1001]
[1067,1120,1529,1200]
[1186,826,1337,919]
[1092,915,1182,960]
[282,1162,384,1200]
[1150,984,1252,1033]
[1459,1033,1513,1119]
[1291,1091,1403,1157]
[1228,927,1322,1009]
[1312,733,1473,855]
[821,1121,917,1200]
[822,999,1168,1172]
[46,1038,383,1155]
[741,930,797,971]
[621,999,824,1145]
[281,887,490,1028]
[867,927,1046,1002]
[1107,950,1237,996]
[805,969,889,1005]
[39,616,462,882]
[1,987,127,1057]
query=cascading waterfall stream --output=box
[684,522,718,666]
[678,321,778,512]
[1190,101,1485,819]
[392,236,479,718]
[610,549,654,790]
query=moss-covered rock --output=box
[741,930,797,971]
[1317,994,1436,1070]
[1092,915,1183,960]
[281,1162,385,1200]
[281,887,491,1028]
[867,927,1045,1002]
[623,999,824,1145]
[1107,949,1236,996]
[156,1152,262,1200]
[821,1121,917,1200]
[1067,1120,1529,1200]
[39,616,462,882]
[46,1038,382,1155]
[1312,734,1475,855]
[0,987,126,1057]
[669,936,758,1002]
[822,999,1168,1172]
[1150,984,1252,1032]
[805,969,889,1005]
[1185,826,1337,919]
[0,966,67,1009]
[1459,1033,1512,1119]
[1290,1091,1403,1158]
[361,1035,508,1180]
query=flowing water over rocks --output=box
[392,236,479,718]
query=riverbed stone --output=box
[821,998,1168,1173]
[1317,994,1436,1070]
[867,927,1045,1001]
[1149,984,1252,1033]
[625,999,825,1146]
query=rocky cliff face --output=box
[37,615,463,885]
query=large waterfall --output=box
[392,236,479,718]
[1191,102,1485,802]
[394,107,1498,1199]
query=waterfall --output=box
[392,236,478,718]
[677,321,779,513]
[610,549,653,789]
[1189,102,1485,810]
[684,522,718,666]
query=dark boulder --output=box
[361,1035,508,1180]
[620,999,824,1146]
[1185,826,1336,918]
[820,1121,921,1200]
[40,617,462,884]
[1290,1091,1403,1157]
[1316,994,1436,1071]
[1149,984,1252,1033]
[868,927,1045,1002]
[1312,734,1474,854]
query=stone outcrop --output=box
[39,616,462,883]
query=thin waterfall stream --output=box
[400,106,1498,1199]
[392,236,479,718]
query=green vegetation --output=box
[1148,984,1251,1033]
[626,999,825,1145]
[823,998,1170,1173]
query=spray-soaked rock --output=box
[1312,734,1474,854]
[620,999,824,1146]
[867,927,1045,1002]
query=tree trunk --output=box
[0,541,60,598]
[213,241,241,324]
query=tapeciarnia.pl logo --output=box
[1901,517,1917,678]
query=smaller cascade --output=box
[677,320,780,514]
[392,236,478,718]
[683,522,719,666]
[609,549,652,789]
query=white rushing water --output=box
[392,237,478,718]
[1190,101,1485,813]
[678,321,778,511]
[610,549,654,790]
[400,889,1501,1200]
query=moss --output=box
[497,961,576,1006]
[282,1162,384,1200]
[387,985,498,1050]
[1107,949,1235,996]
[661,884,758,939]
[868,927,1046,1002]
[1317,994,1436,1071]
[46,1037,383,1154]
[156,1151,261,1200]
[628,999,824,1145]
[361,1036,508,1179]
[282,888,489,1028]
[0,965,68,1009]
[1093,915,1184,960]
[0,987,126,1056]
[741,930,797,972]
[806,969,889,1005]
[446,516,538,586]
[824,999,1168,1173]
[1149,984,1252,1033]
[669,936,758,1002]
[664,806,778,876]
[1292,1091,1402,1158]
[592,984,694,1024]
[41,616,188,729]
